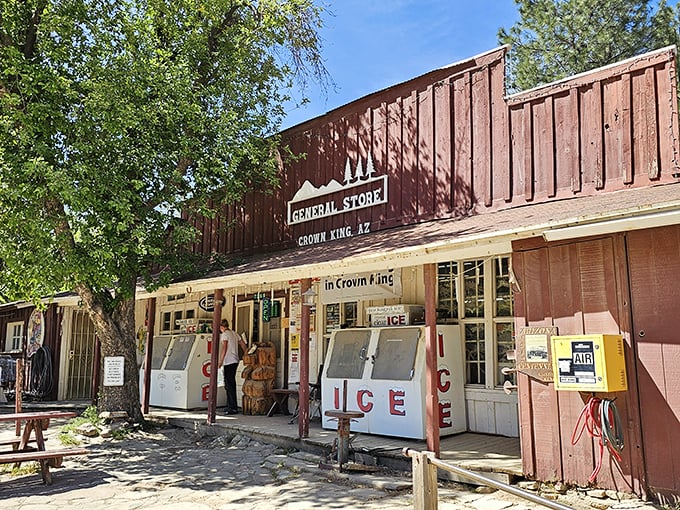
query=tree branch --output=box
[22,0,48,59]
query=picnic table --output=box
[0,410,89,484]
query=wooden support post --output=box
[207,288,224,424]
[298,278,311,439]
[15,358,23,436]
[423,263,440,456]
[411,450,438,510]
[141,297,156,415]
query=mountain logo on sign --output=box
[290,152,379,202]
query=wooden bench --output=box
[0,437,43,450]
[0,447,89,484]
[0,410,86,485]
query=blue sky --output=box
[282,0,520,129]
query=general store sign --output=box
[320,269,402,304]
[287,153,387,246]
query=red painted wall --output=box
[188,46,679,257]
[513,227,680,503]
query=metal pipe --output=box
[403,448,574,510]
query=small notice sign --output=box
[103,356,125,386]
[516,326,557,382]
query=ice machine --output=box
[321,325,465,439]
[140,333,226,409]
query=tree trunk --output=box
[76,282,144,424]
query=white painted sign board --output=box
[104,356,125,386]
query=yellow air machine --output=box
[551,334,627,392]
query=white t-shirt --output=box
[221,329,242,366]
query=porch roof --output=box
[139,182,680,297]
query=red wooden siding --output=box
[0,304,62,400]
[512,230,680,497]
[626,226,680,503]
[190,47,678,256]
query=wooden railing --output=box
[402,448,574,510]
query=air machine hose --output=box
[571,396,624,483]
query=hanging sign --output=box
[198,294,226,312]
[27,309,44,357]
[262,297,271,323]
[320,269,402,304]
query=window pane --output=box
[465,322,485,385]
[437,262,458,321]
[495,322,515,386]
[173,311,182,331]
[463,260,484,318]
[6,322,23,351]
[343,302,357,328]
[495,257,513,317]
[161,312,171,332]
[325,303,340,334]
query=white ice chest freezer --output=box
[140,333,226,410]
[321,325,466,439]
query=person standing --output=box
[218,318,246,415]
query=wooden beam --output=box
[207,288,223,424]
[141,297,156,415]
[423,263,440,456]
[298,278,311,438]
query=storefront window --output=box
[324,301,357,333]
[437,262,458,321]
[5,322,23,352]
[496,322,515,386]
[161,311,171,333]
[494,257,515,385]
[463,260,484,318]
[438,256,515,388]
[465,323,485,385]
[343,302,357,328]
[173,310,183,332]
[495,257,512,317]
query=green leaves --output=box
[499,0,680,92]
[0,0,327,304]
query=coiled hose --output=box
[28,345,54,398]
[571,396,625,483]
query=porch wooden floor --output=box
[147,407,522,479]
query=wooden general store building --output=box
[1,45,679,502]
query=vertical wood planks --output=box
[434,80,452,217]
[655,61,679,176]
[603,76,632,187]
[554,90,579,195]
[627,226,680,498]
[453,72,472,212]
[490,59,510,204]
[532,96,555,199]
[387,99,403,225]
[579,81,604,191]
[418,85,434,218]
[471,66,492,207]
[373,103,389,225]
[187,47,678,257]
[402,91,418,220]
[632,67,659,181]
